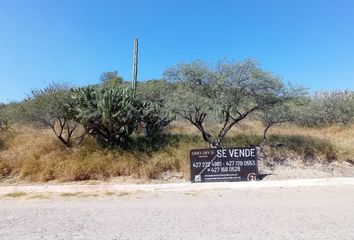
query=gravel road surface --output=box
[1,186,354,240]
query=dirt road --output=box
[1,186,354,240]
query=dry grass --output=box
[59,191,130,198]
[26,194,51,200]
[4,192,27,198]
[105,191,116,196]
[0,124,186,182]
[0,191,134,200]
[170,121,354,161]
[60,192,83,197]
[184,191,199,197]
[271,124,354,161]
[0,122,353,183]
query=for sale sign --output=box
[190,147,258,183]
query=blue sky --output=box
[1,0,354,103]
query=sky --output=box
[0,0,354,103]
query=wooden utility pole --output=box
[132,38,138,90]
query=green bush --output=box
[0,102,25,125]
[22,83,79,147]
[296,91,354,127]
[100,71,124,87]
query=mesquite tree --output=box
[257,87,307,141]
[295,91,354,127]
[258,102,302,142]
[100,71,124,87]
[23,83,79,147]
[165,59,303,147]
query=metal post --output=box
[132,38,138,90]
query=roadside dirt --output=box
[1,160,354,186]
[258,157,354,181]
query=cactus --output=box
[70,85,171,147]
[141,102,171,138]
[72,86,144,145]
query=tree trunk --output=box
[263,125,271,142]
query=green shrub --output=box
[296,91,354,127]
[0,102,25,125]
[22,83,80,147]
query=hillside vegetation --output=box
[1,59,354,182]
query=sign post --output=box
[190,147,258,183]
